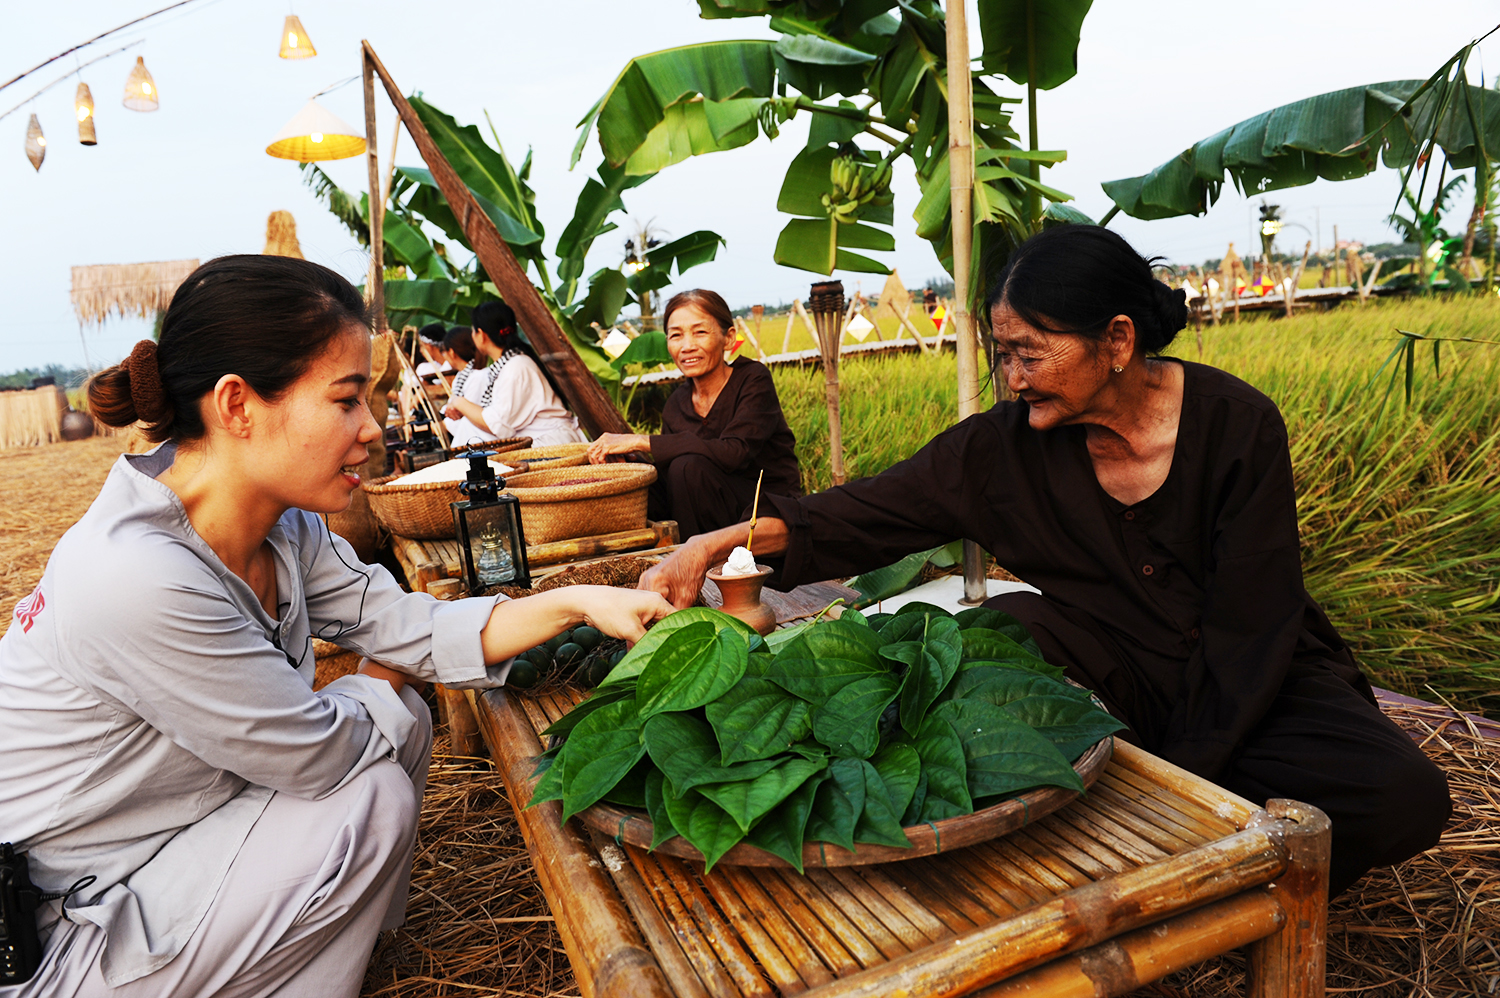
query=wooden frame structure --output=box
[473,681,1330,998]
[359,41,630,438]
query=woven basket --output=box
[450,437,531,458]
[504,464,657,545]
[362,473,464,540]
[498,442,592,470]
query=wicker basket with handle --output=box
[504,463,657,545]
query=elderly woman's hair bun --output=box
[985,224,1186,354]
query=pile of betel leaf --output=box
[529,602,1125,872]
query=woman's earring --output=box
[1112,364,1124,373]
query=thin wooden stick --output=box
[745,470,765,552]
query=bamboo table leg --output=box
[1247,800,1330,998]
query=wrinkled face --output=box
[256,325,381,513]
[989,304,1112,431]
[665,304,731,380]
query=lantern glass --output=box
[452,496,529,594]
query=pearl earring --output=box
[1112,364,1124,373]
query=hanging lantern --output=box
[75,82,97,145]
[451,452,530,594]
[807,280,848,485]
[278,15,317,59]
[122,56,159,112]
[264,100,365,162]
[25,114,45,171]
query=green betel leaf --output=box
[696,755,827,834]
[541,684,637,739]
[528,744,566,808]
[931,700,1085,799]
[762,620,888,707]
[896,615,963,734]
[953,607,1043,657]
[661,782,747,872]
[707,677,814,765]
[912,716,972,822]
[947,666,1087,706]
[643,712,782,793]
[805,757,866,853]
[856,744,921,848]
[1003,695,1127,763]
[604,757,652,808]
[637,621,748,718]
[744,770,827,873]
[890,601,956,621]
[812,673,901,758]
[644,770,680,851]
[600,607,757,691]
[763,622,810,655]
[560,700,647,822]
[901,768,928,826]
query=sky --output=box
[3,1,1497,372]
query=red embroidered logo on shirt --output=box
[14,586,44,633]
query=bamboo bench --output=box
[472,683,1329,998]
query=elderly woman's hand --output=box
[638,539,717,609]
[587,432,651,465]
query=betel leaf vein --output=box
[813,673,901,758]
[707,676,814,766]
[761,619,888,707]
[599,607,757,690]
[637,621,748,718]
[931,699,1085,798]
[643,712,780,793]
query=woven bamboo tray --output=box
[505,463,657,545]
[580,737,1114,868]
[498,442,593,470]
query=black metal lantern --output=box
[396,411,449,475]
[451,451,530,594]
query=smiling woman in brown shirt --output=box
[588,290,800,538]
[641,226,1450,897]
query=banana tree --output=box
[1101,31,1500,272]
[1386,173,1470,290]
[301,96,725,392]
[571,0,1093,299]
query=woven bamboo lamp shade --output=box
[264,210,305,258]
[278,15,317,59]
[75,83,97,145]
[265,100,365,162]
[25,114,45,171]
[122,56,159,112]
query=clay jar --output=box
[706,563,776,636]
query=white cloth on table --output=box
[478,353,584,447]
[5,687,433,998]
[0,443,513,987]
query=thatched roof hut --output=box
[69,259,200,327]
[264,210,304,258]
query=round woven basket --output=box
[450,436,531,458]
[362,474,464,540]
[504,464,657,545]
[498,443,592,471]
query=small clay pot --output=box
[60,409,95,441]
[707,563,776,635]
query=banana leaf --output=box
[977,0,1094,90]
[394,167,543,256]
[623,97,765,175]
[610,331,673,372]
[555,161,656,305]
[646,229,728,273]
[410,96,544,240]
[1102,79,1500,221]
[576,41,779,169]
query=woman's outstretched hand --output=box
[574,585,675,643]
[587,432,650,465]
[480,585,674,664]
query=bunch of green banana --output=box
[822,155,895,223]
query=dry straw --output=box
[0,386,66,450]
[69,259,199,327]
[263,211,304,259]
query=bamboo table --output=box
[473,683,1330,998]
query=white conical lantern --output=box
[279,15,317,59]
[25,114,45,171]
[123,56,159,111]
[265,100,365,162]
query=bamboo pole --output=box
[808,282,848,486]
[946,0,986,606]
[782,302,799,354]
[1246,800,1331,997]
[361,40,630,437]
[362,48,385,332]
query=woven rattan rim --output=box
[504,463,657,503]
[363,473,467,496]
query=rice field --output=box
[761,297,1500,714]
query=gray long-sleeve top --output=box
[0,445,511,986]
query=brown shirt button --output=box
[1190,627,1201,639]
[1142,564,1154,576]
[1124,510,1135,520]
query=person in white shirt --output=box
[439,326,494,449]
[0,255,671,997]
[442,301,585,447]
[411,323,453,383]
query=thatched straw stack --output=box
[0,386,66,449]
[69,259,199,327]
[264,210,304,258]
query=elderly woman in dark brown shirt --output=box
[640,227,1449,897]
[588,290,801,538]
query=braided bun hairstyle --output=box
[985,225,1188,353]
[87,255,370,443]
